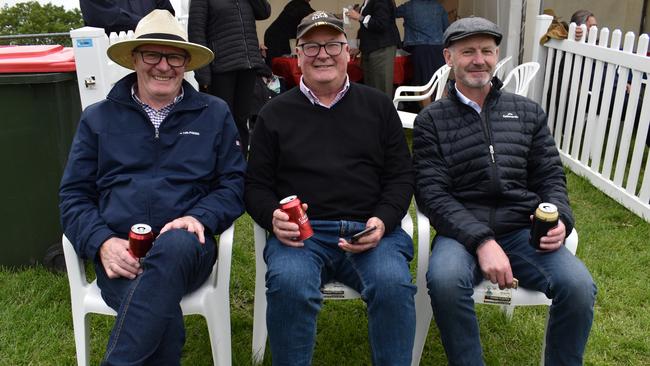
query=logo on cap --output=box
[311,11,328,20]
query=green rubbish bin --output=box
[0,45,81,268]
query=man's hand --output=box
[575,26,584,41]
[99,237,141,279]
[272,203,309,247]
[537,219,566,252]
[160,216,205,244]
[476,239,514,289]
[338,217,385,253]
[347,8,362,21]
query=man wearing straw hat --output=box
[59,10,246,364]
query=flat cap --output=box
[296,11,345,39]
[443,16,503,47]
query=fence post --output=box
[70,27,111,110]
[529,14,553,105]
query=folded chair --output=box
[252,214,414,365]
[411,210,578,366]
[62,225,235,366]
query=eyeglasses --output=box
[133,50,188,67]
[297,41,347,57]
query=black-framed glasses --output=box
[133,50,188,67]
[297,41,347,57]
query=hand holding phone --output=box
[350,226,377,243]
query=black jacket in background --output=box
[358,0,400,54]
[413,78,574,252]
[80,0,175,35]
[264,0,314,61]
[188,0,271,86]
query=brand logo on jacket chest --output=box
[502,112,519,119]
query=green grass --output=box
[1,171,649,365]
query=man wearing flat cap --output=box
[412,16,596,365]
[246,10,415,365]
[59,10,246,364]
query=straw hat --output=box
[107,10,214,71]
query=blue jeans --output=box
[427,229,596,366]
[95,229,216,366]
[265,220,416,366]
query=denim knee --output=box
[426,257,475,307]
[147,229,202,269]
[552,265,597,309]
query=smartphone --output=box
[350,226,377,243]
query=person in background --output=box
[347,0,401,96]
[396,0,449,105]
[263,0,314,67]
[59,10,246,364]
[188,0,271,156]
[246,11,416,365]
[79,0,175,35]
[413,16,596,365]
[571,9,597,41]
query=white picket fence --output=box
[530,15,650,222]
[69,14,194,110]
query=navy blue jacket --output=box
[59,73,246,260]
[80,0,175,35]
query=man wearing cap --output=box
[59,10,246,364]
[412,16,596,365]
[246,11,415,365]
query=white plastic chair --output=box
[393,65,451,129]
[411,209,579,366]
[62,225,235,366]
[252,214,414,365]
[492,55,513,80]
[500,61,541,97]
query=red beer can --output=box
[280,195,313,241]
[129,223,154,258]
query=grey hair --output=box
[570,9,595,25]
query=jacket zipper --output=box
[235,0,253,68]
[480,105,498,228]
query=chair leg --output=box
[72,310,91,366]
[204,299,231,366]
[251,292,268,365]
[500,304,515,320]
[411,292,433,366]
[540,308,551,366]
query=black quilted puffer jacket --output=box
[413,78,574,252]
[188,0,271,86]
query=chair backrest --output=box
[392,64,451,108]
[493,55,513,80]
[500,61,540,97]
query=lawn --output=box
[1,171,649,365]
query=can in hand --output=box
[529,203,559,249]
[129,223,154,259]
[279,195,313,241]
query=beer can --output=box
[529,203,559,249]
[279,195,313,241]
[129,223,154,258]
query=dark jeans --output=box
[95,229,217,365]
[208,69,257,155]
[264,220,416,366]
[427,229,597,365]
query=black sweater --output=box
[245,83,414,233]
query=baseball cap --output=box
[296,11,345,40]
[443,16,503,47]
